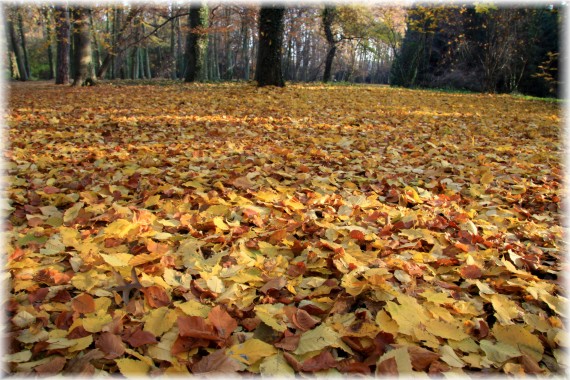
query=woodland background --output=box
[3,3,561,97]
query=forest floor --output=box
[4,81,566,376]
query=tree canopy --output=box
[3,3,559,96]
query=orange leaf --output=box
[407,346,440,371]
[259,277,286,295]
[460,265,482,279]
[191,349,241,374]
[141,286,170,308]
[95,332,125,359]
[269,229,287,244]
[34,356,66,374]
[376,356,398,375]
[301,350,337,372]
[125,329,157,347]
[292,308,320,332]
[177,316,220,340]
[208,306,237,339]
[171,336,210,355]
[71,293,96,314]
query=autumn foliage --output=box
[5,81,564,376]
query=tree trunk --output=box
[184,4,208,82]
[17,10,31,78]
[42,7,55,80]
[89,11,101,74]
[170,6,176,79]
[54,5,70,84]
[176,17,183,78]
[72,7,95,86]
[241,15,250,80]
[255,5,285,87]
[6,11,28,81]
[322,5,338,83]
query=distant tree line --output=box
[3,3,560,96]
[390,4,560,97]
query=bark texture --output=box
[54,6,70,84]
[255,6,285,87]
[72,7,95,86]
[184,4,208,82]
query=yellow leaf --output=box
[206,276,225,293]
[144,194,161,208]
[228,339,277,365]
[376,346,413,374]
[63,202,84,223]
[385,294,429,335]
[293,324,342,355]
[213,216,229,231]
[259,353,295,376]
[492,324,544,362]
[490,294,522,324]
[425,320,469,341]
[104,219,139,239]
[68,335,93,352]
[175,300,211,318]
[100,253,134,268]
[480,171,494,185]
[82,310,113,333]
[439,345,465,368]
[255,190,280,203]
[4,351,32,363]
[59,226,80,247]
[480,339,521,363]
[144,307,177,337]
[148,330,178,363]
[71,269,105,292]
[254,304,287,332]
[375,310,399,335]
[115,358,150,378]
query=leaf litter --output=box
[4,81,565,376]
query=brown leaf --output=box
[274,330,301,351]
[287,262,306,277]
[28,288,49,304]
[269,229,287,244]
[208,305,238,339]
[337,359,371,375]
[349,229,366,241]
[376,356,398,375]
[260,276,287,294]
[328,295,355,315]
[428,360,450,374]
[292,308,320,331]
[171,336,210,355]
[460,264,482,279]
[283,352,303,372]
[141,285,170,308]
[520,353,544,374]
[301,350,337,372]
[34,268,71,285]
[64,349,105,375]
[34,356,66,374]
[241,317,261,331]
[230,176,254,190]
[71,293,96,314]
[125,329,157,347]
[192,349,241,374]
[177,316,220,340]
[95,332,125,359]
[406,346,440,371]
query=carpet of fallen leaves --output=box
[4,81,566,376]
